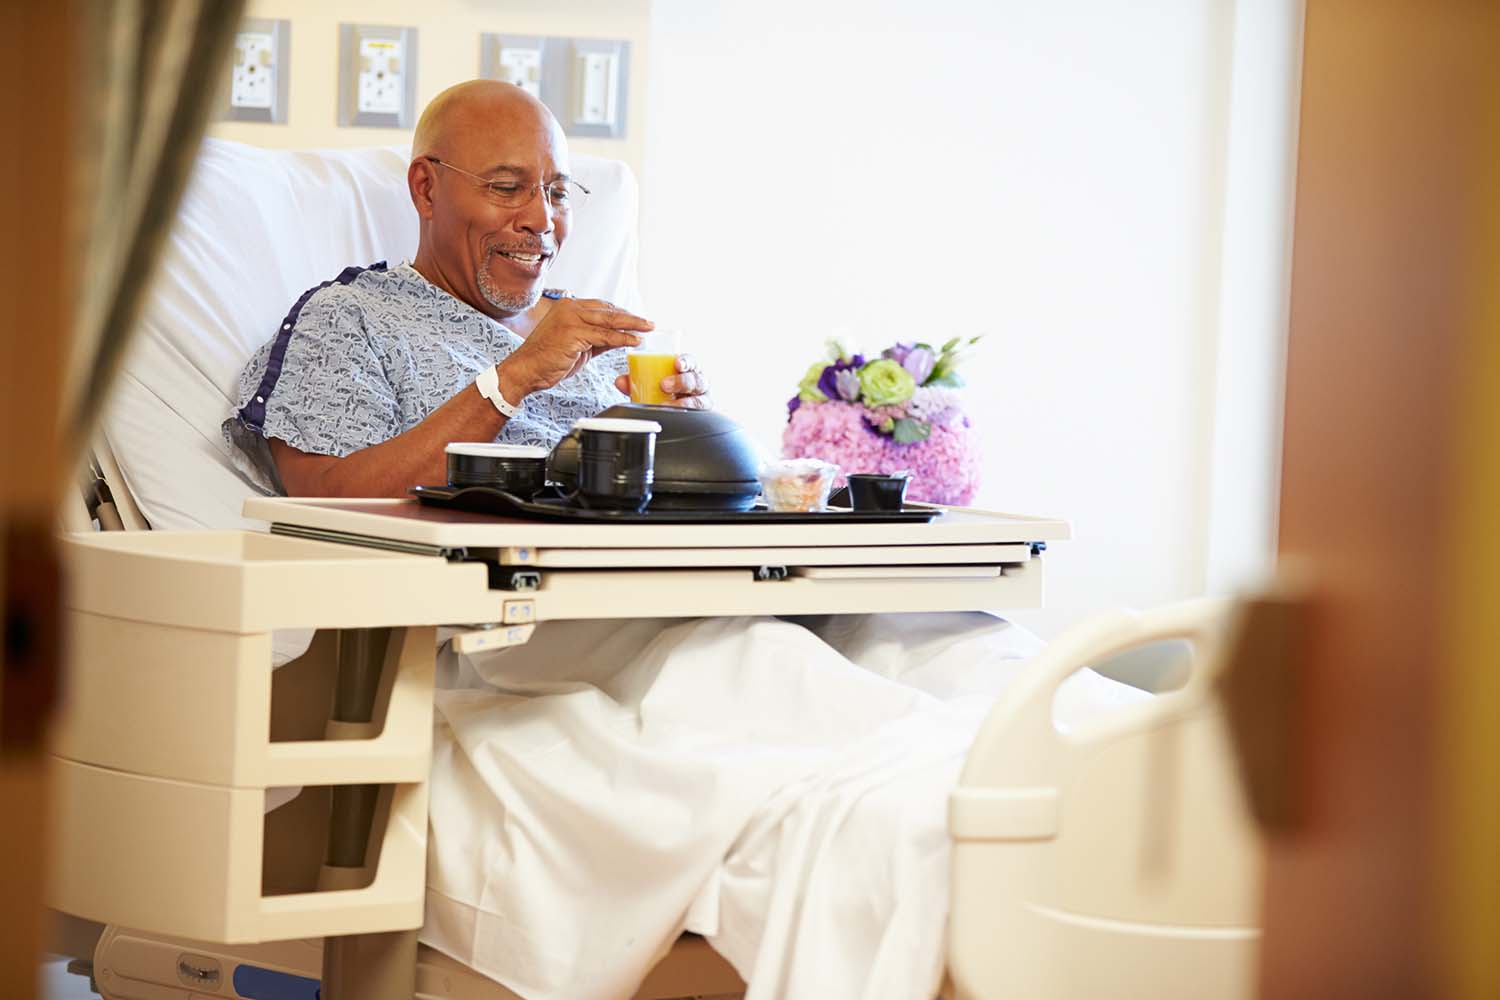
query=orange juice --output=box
[628,352,679,405]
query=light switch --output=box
[339,24,418,128]
[573,50,619,126]
[222,18,289,123]
[563,39,630,138]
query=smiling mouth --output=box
[492,248,551,266]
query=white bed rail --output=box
[948,599,1263,1000]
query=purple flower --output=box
[815,354,866,400]
[814,366,839,401]
[902,346,936,384]
[787,395,802,418]
[833,368,862,401]
[882,341,915,365]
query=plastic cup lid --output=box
[571,417,664,434]
[444,442,549,459]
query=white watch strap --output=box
[475,365,521,419]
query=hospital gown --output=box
[222,261,625,495]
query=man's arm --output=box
[271,363,526,497]
[272,298,649,498]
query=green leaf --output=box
[927,371,965,388]
[892,418,933,443]
[940,336,961,353]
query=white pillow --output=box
[104,138,643,530]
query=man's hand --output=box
[614,353,713,410]
[499,297,652,401]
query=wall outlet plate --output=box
[480,34,545,100]
[338,24,418,128]
[572,48,620,126]
[479,34,629,140]
[222,18,289,123]
[562,38,629,139]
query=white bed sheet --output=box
[421,612,1147,1000]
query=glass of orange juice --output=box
[627,330,682,405]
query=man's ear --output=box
[408,158,437,220]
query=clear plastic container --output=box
[758,458,840,512]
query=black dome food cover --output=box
[548,403,764,511]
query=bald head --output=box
[407,80,574,319]
[412,80,563,165]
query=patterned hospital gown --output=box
[223,261,627,494]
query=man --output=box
[224,80,708,496]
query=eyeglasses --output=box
[424,156,589,212]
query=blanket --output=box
[420,613,1146,999]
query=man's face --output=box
[426,111,572,316]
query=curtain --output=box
[68,0,246,437]
[0,3,240,993]
[2,0,242,754]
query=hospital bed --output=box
[48,139,1262,999]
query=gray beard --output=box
[477,254,543,314]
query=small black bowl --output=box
[846,473,910,511]
[446,443,549,498]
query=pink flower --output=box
[781,400,982,505]
[906,386,963,426]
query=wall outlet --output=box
[480,34,547,101]
[222,18,288,123]
[478,34,630,140]
[338,24,418,128]
[357,37,404,114]
[230,32,274,109]
[499,47,544,99]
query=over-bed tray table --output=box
[51,497,1068,999]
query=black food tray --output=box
[410,484,940,524]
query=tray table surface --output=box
[243,497,1071,550]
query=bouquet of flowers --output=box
[782,336,984,505]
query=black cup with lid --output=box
[445,443,549,498]
[566,417,662,512]
[547,404,763,511]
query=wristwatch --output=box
[475,365,521,419]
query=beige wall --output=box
[209,0,650,179]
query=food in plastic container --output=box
[758,458,840,512]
